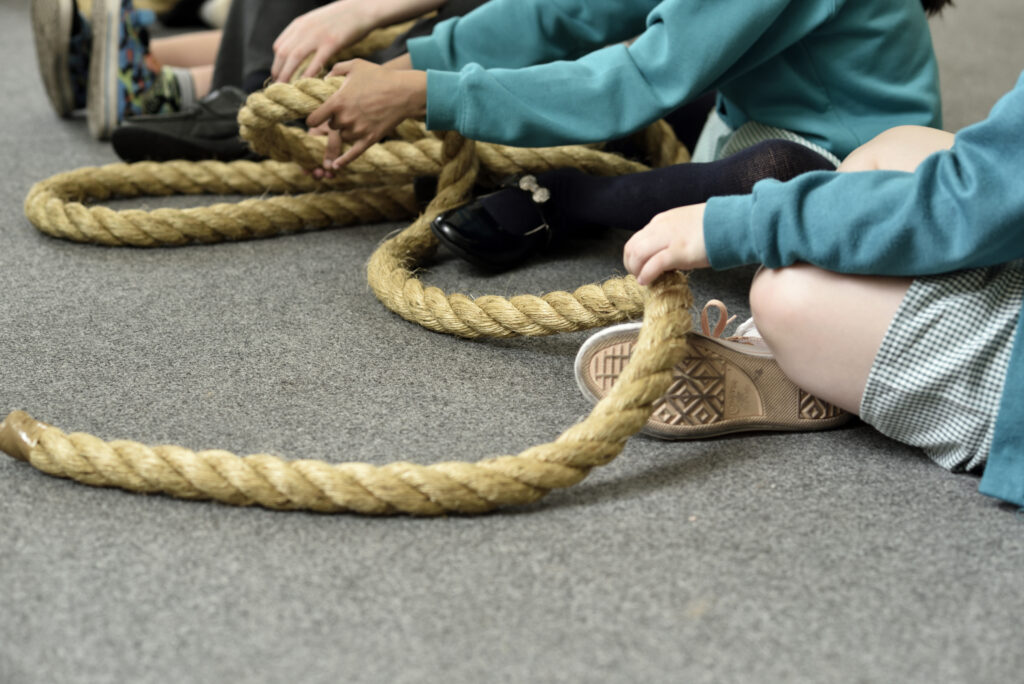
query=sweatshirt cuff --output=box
[425,70,461,132]
[407,35,446,71]
[703,194,760,269]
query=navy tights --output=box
[478,139,837,236]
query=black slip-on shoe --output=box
[430,175,554,271]
[110,85,258,162]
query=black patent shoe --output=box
[430,175,553,271]
[110,86,258,162]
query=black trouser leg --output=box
[212,0,494,93]
[211,0,328,93]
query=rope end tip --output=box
[0,411,47,462]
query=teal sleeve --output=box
[702,73,1024,276]
[424,0,802,146]
[703,194,761,270]
[407,0,656,72]
[424,70,460,131]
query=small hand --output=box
[623,203,709,286]
[271,0,374,83]
[306,59,427,171]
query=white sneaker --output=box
[574,301,850,439]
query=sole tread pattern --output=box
[576,324,851,439]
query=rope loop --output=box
[8,27,699,514]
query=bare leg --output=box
[745,125,956,413]
[749,264,912,414]
[189,64,214,99]
[150,29,221,68]
[838,125,954,173]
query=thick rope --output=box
[7,31,698,513]
[0,275,692,514]
[26,76,684,335]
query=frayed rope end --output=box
[0,411,47,462]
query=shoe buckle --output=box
[517,175,551,204]
[516,175,552,238]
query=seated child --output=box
[31,0,215,139]
[575,71,1024,510]
[304,0,952,269]
[31,0,489,150]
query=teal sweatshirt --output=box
[407,0,941,158]
[704,71,1024,508]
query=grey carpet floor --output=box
[2,2,1023,683]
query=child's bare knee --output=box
[750,265,819,340]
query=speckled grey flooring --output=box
[2,2,1023,683]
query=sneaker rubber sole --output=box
[87,0,119,139]
[31,0,76,117]
[574,322,851,440]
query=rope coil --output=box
[6,34,697,514]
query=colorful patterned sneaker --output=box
[574,300,851,440]
[87,0,183,140]
[31,0,91,117]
